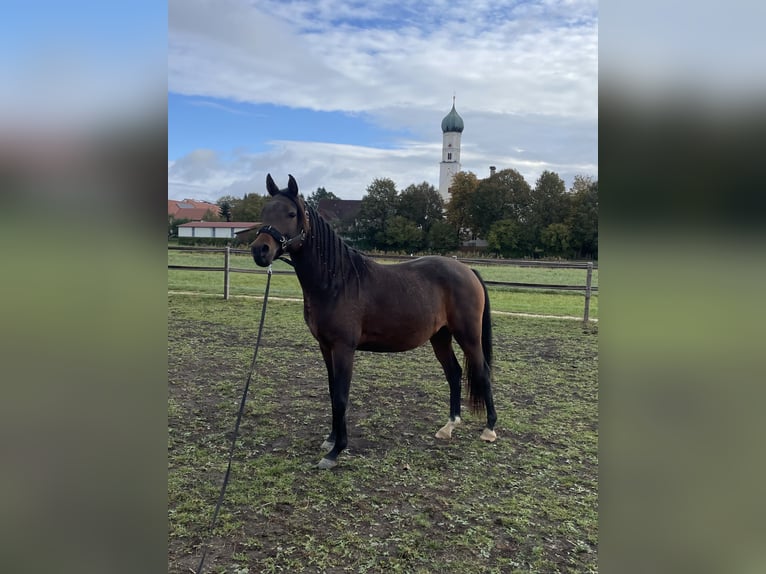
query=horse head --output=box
[251,174,308,267]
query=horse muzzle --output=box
[251,238,276,267]
[252,225,305,266]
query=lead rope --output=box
[195,264,273,574]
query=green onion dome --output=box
[441,103,464,133]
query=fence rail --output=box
[168,246,598,322]
[168,245,598,268]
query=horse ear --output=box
[266,173,279,196]
[287,174,299,198]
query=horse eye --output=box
[288,211,297,218]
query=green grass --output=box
[168,295,598,573]
[168,249,598,319]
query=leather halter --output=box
[255,224,305,251]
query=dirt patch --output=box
[168,300,598,573]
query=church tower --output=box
[438,97,464,200]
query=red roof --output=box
[168,199,220,220]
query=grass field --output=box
[168,249,598,320]
[168,293,598,573]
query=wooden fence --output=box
[168,246,598,322]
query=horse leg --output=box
[319,344,336,452]
[317,345,354,469]
[430,327,463,439]
[480,374,498,442]
[456,335,498,443]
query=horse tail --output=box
[465,269,493,413]
[474,269,493,371]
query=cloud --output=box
[169,0,339,106]
[168,141,435,201]
[168,0,598,201]
[169,0,597,118]
[169,132,596,203]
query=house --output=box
[168,199,220,221]
[177,221,259,239]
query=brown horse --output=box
[251,174,497,469]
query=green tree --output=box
[540,223,571,257]
[567,176,598,259]
[426,220,461,254]
[216,194,240,217]
[201,208,222,222]
[397,182,444,234]
[357,178,398,249]
[306,186,339,210]
[218,200,232,222]
[231,193,269,222]
[487,219,523,258]
[470,169,532,247]
[529,170,568,236]
[445,171,479,240]
[382,215,423,252]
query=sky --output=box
[168,0,598,202]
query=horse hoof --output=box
[316,457,338,470]
[480,428,497,442]
[321,440,335,452]
[435,417,461,440]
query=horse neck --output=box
[291,208,363,295]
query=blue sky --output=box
[168,95,414,158]
[169,0,598,202]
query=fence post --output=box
[583,262,593,323]
[224,246,231,300]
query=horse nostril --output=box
[252,243,271,264]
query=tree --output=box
[397,182,444,234]
[382,215,423,252]
[357,178,398,249]
[445,171,479,240]
[202,208,222,222]
[216,195,240,218]
[469,169,532,247]
[540,223,571,257]
[218,200,232,222]
[567,176,598,259]
[487,219,523,258]
[230,193,269,222]
[426,220,461,254]
[306,186,339,210]
[530,170,568,232]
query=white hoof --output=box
[480,428,497,442]
[435,417,461,439]
[316,457,338,470]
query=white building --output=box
[177,221,258,239]
[438,97,464,200]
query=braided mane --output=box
[301,203,370,293]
